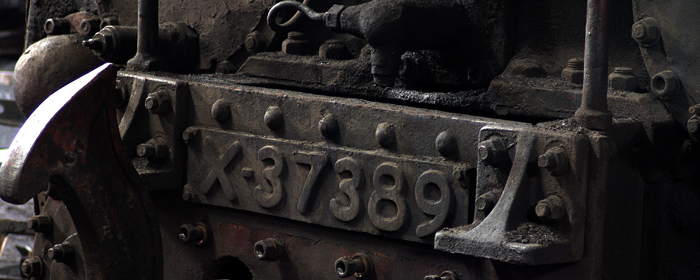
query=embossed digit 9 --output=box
[254,146,285,208]
[414,170,453,237]
[330,157,363,222]
[368,162,407,231]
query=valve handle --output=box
[267,0,324,32]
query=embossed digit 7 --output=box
[414,170,453,237]
[254,146,285,208]
[330,157,363,222]
[368,162,407,231]
[292,151,328,214]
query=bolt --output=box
[424,271,458,280]
[282,31,311,55]
[375,122,396,148]
[254,238,283,261]
[561,58,584,84]
[79,19,100,36]
[319,39,352,60]
[182,129,196,143]
[27,215,52,234]
[245,31,267,53]
[651,70,680,100]
[319,114,339,139]
[538,146,569,175]
[47,243,74,263]
[145,90,172,114]
[179,223,209,245]
[475,191,499,213]
[631,18,660,47]
[608,67,638,92]
[21,257,43,278]
[211,99,230,123]
[44,18,70,35]
[115,85,130,108]
[688,118,700,141]
[535,195,566,221]
[335,253,373,278]
[241,168,254,178]
[436,131,458,158]
[137,137,169,161]
[689,104,700,115]
[264,106,284,131]
[478,138,507,165]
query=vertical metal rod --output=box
[126,0,161,70]
[574,0,612,130]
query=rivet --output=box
[375,122,396,148]
[436,131,458,157]
[264,106,284,131]
[211,99,230,123]
[319,114,339,139]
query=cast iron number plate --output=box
[186,128,470,242]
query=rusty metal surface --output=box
[0,64,162,279]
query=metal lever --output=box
[267,1,325,33]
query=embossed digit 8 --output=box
[330,157,363,222]
[368,162,407,231]
[414,170,453,237]
[254,146,285,208]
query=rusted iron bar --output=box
[575,0,613,130]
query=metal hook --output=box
[267,0,324,32]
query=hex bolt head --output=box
[179,223,209,245]
[608,67,638,92]
[436,131,458,158]
[211,99,230,123]
[561,58,584,84]
[282,31,312,55]
[631,18,660,47]
[145,90,171,114]
[375,122,396,148]
[537,146,569,175]
[47,243,74,263]
[79,19,100,36]
[651,70,680,100]
[21,256,44,278]
[27,215,52,234]
[137,137,169,161]
[335,253,372,278]
[254,238,283,261]
[475,191,499,213]
[245,31,268,53]
[478,138,507,165]
[319,114,339,139]
[319,39,352,60]
[264,106,284,131]
[536,195,566,221]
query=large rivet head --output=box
[478,138,507,165]
[436,131,458,157]
[537,146,569,175]
[631,17,660,47]
[650,70,680,100]
[535,195,566,221]
[319,114,339,139]
[375,122,396,148]
[264,106,284,131]
[211,99,230,123]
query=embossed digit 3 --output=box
[414,170,453,237]
[254,146,285,208]
[330,157,363,222]
[368,162,407,231]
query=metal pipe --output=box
[574,0,612,130]
[126,0,162,70]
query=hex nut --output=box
[478,138,507,165]
[475,191,499,213]
[651,70,680,100]
[319,39,352,60]
[608,67,638,92]
[537,146,569,175]
[21,257,44,278]
[179,223,209,245]
[536,195,566,221]
[245,31,267,53]
[44,18,70,35]
[27,215,52,234]
[145,90,171,114]
[282,31,311,55]
[137,137,169,161]
[631,18,660,47]
[561,58,584,84]
[254,238,283,261]
[335,253,372,278]
[48,243,74,263]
